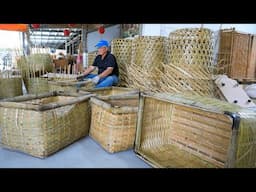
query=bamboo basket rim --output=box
[0,91,95,111]
[141,92,239,115]
[48,79,91,86]
[90,96,138,114]
[85,86,139,92]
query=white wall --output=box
[142,24,256,36]
[87,25,121,52]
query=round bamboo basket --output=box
[131,36,166,69]
[167,28,215,67]
[160,28,215,97]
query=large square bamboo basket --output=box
[82,86,139,99]
[89,95,139,153]
[135,92,256,168]
[0,91,93,158]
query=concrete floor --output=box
[0,136,151,168]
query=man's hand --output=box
[91,76,100,84]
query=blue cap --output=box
[95,40,109,48]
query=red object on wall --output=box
[68,24,76,27]
[64,29,70,36]
[32,24,40,29]
[98,26,105,34]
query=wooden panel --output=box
[247,35,256,79]
[231,33,251,79]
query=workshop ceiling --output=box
[27,24,104,49]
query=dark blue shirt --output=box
[93,51,119,77]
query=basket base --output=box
[136,144,220,168]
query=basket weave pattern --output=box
[111,39,133,87]
[136,94,235,168]
[89,97,138,153]
[0,77,23,99]
[0,93,91,158]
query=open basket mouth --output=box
[0,91,94,158]
[134,92,256,168]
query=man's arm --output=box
[98,67,113,78]
[83,66,96,76]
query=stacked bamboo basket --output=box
[112,28,216,97]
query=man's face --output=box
[97,46,107,55]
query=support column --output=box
[82,25,88,68]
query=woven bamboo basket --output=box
[17,54,53,78]
[135,92,256,168]
[82,86,139,99]
[127,36,166,91]
[89,95,139,153]
[217,28,255,79]
[23,77,49,94]
[161,28,216,97]
[168,28,215,67]
[0,91,93,158]
[88,52,96,66]
[111,39,133,87]
[158,62,215,97]
[86,51,98,74]
[0,76,23,99]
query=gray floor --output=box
[0,136,151,168]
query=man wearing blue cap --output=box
[82,39,119,88]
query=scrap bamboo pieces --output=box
[0,91,93,158]
[217,29,256,79]
[135,92,256,168]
